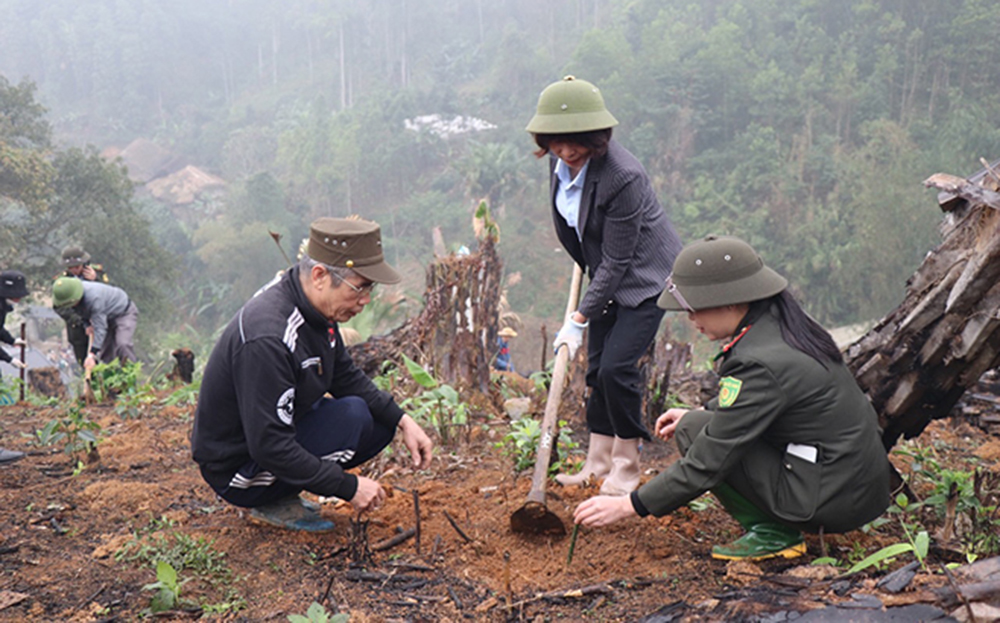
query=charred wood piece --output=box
[167,348,195,384]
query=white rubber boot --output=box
[600,437,641,495]
[555,433,614,486]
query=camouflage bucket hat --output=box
[657,235,788,311]
[306,217,401,285]
[52,276,85,308]
[525,76,619,135]
[0,270,28,299]
[62,246,91,268]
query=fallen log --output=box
[844,164,1000,447]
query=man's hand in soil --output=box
[350,476,386,513]
[398,414,433,470]
[574,494,637,528]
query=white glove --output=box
[9,358,27,370]
[13,337,26,347]
[553,315,588,359]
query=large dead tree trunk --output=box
[349,235,502,395]
[846,163,1000,449]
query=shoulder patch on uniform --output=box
[718,376,743,408]
[276,387,295,425]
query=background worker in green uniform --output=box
[573,235,891,561]
[55,246,109,366]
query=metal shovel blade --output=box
[510,501,567,536]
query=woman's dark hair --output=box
[749,290,843,366]
[532,128,613,159]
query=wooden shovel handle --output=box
[525,264,584,503]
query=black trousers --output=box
[585,295,664,441]
[202,396,395,508]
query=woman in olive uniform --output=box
[574,235,890,561]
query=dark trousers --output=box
[99,302,139,364]
[208,396,395,508]
[585,296,664,441]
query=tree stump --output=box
[349,236,502,396]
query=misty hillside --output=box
[3,0,1000,367]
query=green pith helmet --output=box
[657,235,788,311]
[52,276,85,308]
[525,75,619,135]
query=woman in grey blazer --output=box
[526,76,683,495]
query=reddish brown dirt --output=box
[0,395,996,621]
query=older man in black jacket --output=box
[191,217,433,532]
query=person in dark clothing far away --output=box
[191,217,433,532]
[55,246,109,365]
[494,326,517,372]
[0,270,29,463]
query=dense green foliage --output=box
[4,0,1000,355]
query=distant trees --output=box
[5,0,1000,333]
[0,76,174,329]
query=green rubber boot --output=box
[710,483,805,561]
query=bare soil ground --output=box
[0,389,998,622]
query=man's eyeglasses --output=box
[331,271,377,298]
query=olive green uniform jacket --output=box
[634,305,890,533]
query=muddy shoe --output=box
[249,496,335,532]
[0,448,25,464]
[711,523,805,561]
[295,494,321,512]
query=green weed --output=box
[288,601,349,623]
[23,403,100,464]
[142,560,190,614]
[398,354,469,445]
[116,516,231,580]
[497,417,576,474]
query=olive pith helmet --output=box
[306,217,401,284]
[52,276,85,308]
[525,76,619,135]
[61,246,91,268]
[657,235,788,311]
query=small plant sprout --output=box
[399,354,468,445]
[287,601,349,623]
[498,417,576,474]
[142,560,189,614]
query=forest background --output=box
[2,0,1000,371]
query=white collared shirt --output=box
[554,158,589,241]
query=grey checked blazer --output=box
[550,139,683,319]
